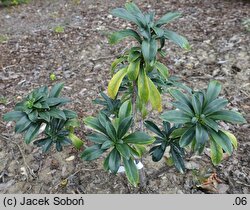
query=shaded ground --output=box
[0,0,249,193]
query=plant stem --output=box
[138,116,147,189]
[132,81,137,132]
[132,81,147,189]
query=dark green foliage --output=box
[93,92,122,117]
[161,81,246,165]
[83,106,154,186]
[145,120,185,173]
[3,83,83,151]
[108,2,190,113]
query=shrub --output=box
[3,2,246,187]
[3,83,83,151]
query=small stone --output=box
[218,184,229,194]
[177,189,184,194]
[185,161,200,170]
[93,63,102,71]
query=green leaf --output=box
[209,110,246,124]
[203,98,228,115]
[33,102,42,109]
[123,131,154,145]
[144,120,164,137]
[125,2,147,27]
[56,142,63,152]
[24,123,41,144]
[125,2,143,16]
[195,124,208,146]
[152,26,165,37]
[128,50,141,63]
[68,133,83,149]
[138,69,149,104]
[145,11,155,27]
[87,133,110,144]
[192,94,202,115]
[169,89,192,107]
[103,153,110,171]
[206,80,221,103]
[108,148,121,173]
[179,127,195,147]
[148,77,162,112]
[48,109,66,120]
[210,139,223,165]
[170,128,186,138]
[84,116,106,134]
[39,111,50,122]
[3,111,25,122]
[105,121,117,141]
[172,102,194,116]
[164,29,190,50]
[221,130,238,150]
[109,29,142,44]
[123,157,139,187]
[154,61,169,79]
[141,39,157,64]
[161,110,192,124]
[118,100,132,120]
[40,102,49,109]
[131,145,146,158]
[98,112,110,128]
[42,139,53,152]
[156,12,182,26]
[34,137,50,147]
[111,57,126,75]
[203,117,218,132]
[150,145,165,162]
[170,145,185,173]
[127,59,141,81]
[46,97,71,106]
[210,130,233,155]
[28,110,38,122]
[117,116,133,139]
[116,143,131,160]
[65,118,80,129]
[111,8,142,26]
[101,140,114,149]
[63,109,77,119]
[81,145,105,161]
[15,115,32,133]
[107,67,128,99]
[49,83,64,97]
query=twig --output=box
[235,181,250,187]
[90,56,114,62]
[149,165,169,180]
[51,168,102,191]
[0,133,37,179]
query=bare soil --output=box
[0,0,249,194]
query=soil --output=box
[0,0,249,194]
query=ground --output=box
[0,0,249,194]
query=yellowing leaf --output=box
[60,179,68,187]
[148,77,162,112]
[107,67,127,99]
[138,69,149,104]
[210,139,223,165]
[68,133,83,149]
[127,59,140,81]
[222,130,238,150]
